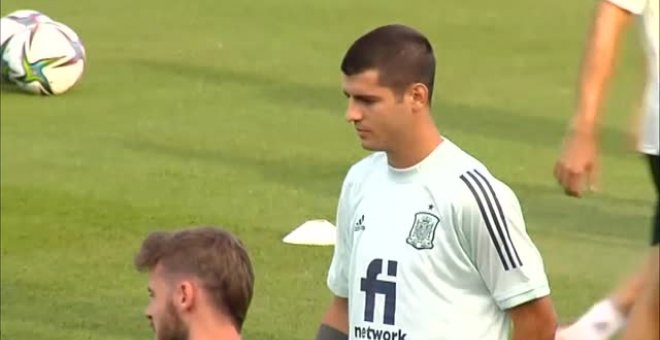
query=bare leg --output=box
[610,258,650,315]
[555,251,654,340]
[621,246,659,340]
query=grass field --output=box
[0,0,655,339]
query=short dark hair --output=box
[341,24,436,103]
[135,226,254,331]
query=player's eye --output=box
[356,96,378,105]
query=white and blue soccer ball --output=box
[1,9,54,81]
[2,21,86,95]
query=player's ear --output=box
[174,280,195,311]
[409,83,429,112]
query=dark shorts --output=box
[648,154,659,245]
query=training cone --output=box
[283,219,336,246]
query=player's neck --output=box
[188,326,240,340]
[187,313,241,340]
[387,122,442,169]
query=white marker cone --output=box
[283,219,336,246]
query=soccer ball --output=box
[1,10,54,81]
[2,21,85,95]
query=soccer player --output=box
[134,226,254,340]
[553,0,659,339]
[316,24,558,340]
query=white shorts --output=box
[639,80,659,156]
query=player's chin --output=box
[360,140,382,151]
[357,137,381,151]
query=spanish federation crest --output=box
[406,212,440,250]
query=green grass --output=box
[0,0,654,339]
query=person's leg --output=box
[609,265,647,315]
[622,154,659,339]
[621,155,660,340]
[621,245,659,340]
[554,259,647,340]
[556,155,660,340]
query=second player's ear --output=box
[175,280,196,311]
[409,83,429,112]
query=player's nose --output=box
[345,101,363,122]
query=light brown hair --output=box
[135,226,254,331]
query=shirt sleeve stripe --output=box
[460,170,522,270]
[474,169,522,267]
[460,173,510,270]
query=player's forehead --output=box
[342,69,389,96]
[147,263,167,289]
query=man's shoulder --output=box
[426,140,490,185]
[427,141,517,205]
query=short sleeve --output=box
[455,169,550,310]
[607,0,648,14]
[326,174,354,298]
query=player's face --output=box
[145,267,189,340]
[342,70,413,151]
